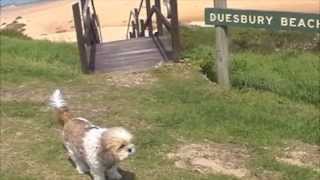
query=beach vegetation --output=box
[1,27,319,180]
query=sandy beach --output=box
[1,0,319,42]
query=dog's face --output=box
[99,127,135,167]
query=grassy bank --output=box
[181,26,320,105]
[1,30,319,180]
[0,32,81,84]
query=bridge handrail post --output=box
[154,0,163,35]
[145,0,153,37]
[131,21,137,38]
[134,8,140,37]
[140,19,145,37]
[72,2,89,73]
[170,0,181,61]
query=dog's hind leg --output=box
[65,143,89,174]
[91,168,106,180]
[72,154,89,174]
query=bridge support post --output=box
[72,2,89,74]
[170,0,181,61]
[140,19,145,37]
[145,0,153,37]
[131,21,137,38]
[155,0,163,35]
[134,8,140,37]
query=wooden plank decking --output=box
[94,38,164,73]
[72,0,180,74]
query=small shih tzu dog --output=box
[49,89,135,180]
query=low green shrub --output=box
[181,26,320,105]
[181,26,320,53]
[1,35,81,83]
[0,29,31,40]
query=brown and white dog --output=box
[49,89,135,180]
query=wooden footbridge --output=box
[72,0,180,73]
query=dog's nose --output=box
[127,145,135,155]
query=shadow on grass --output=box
[117,168,136,180]
[68,158,135,180]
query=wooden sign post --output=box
[206,1,319,89]
[214,0,231,89]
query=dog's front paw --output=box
[74,163,89,175]
[108,170,122,180]
[76,167,86,174]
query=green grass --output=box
[232,52,320,105]
[0,35,81,84]
[1,29,320,180]
[181,26,320,53]
[0,28,30,40]
[181,26,320,105]
[140,68,319,146]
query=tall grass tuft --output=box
[181,26,320,105]
[0,29,31,40]
[1,34,81,83]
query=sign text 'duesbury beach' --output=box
[205,8,320,32]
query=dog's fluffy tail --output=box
[49,89,72,126]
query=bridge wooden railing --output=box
[126,0,145,39]
[72,0,102,73]
[127,0,181,61]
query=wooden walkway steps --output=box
[94,38,164,73]
[72,0,180,74]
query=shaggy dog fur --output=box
[49,89,135,180]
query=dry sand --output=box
[1,0,319,42]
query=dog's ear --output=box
[98,147,117,168]
[103,138,121,151]
[99,134,122,167]
[101,130,127,153]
